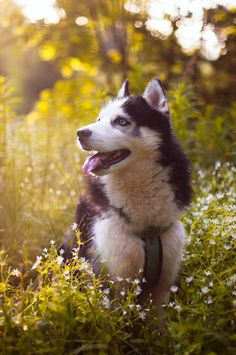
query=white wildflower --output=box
[174,305,181,312]
[168,302,175,308]
[215,161,221,169]
[43,248,48,253]
[11,269,21,277]
[121,290,125,296]
[50,240,55,245]
[71,285,78,293]
[204,271,212,276]
[232,290,236,296]
[102,296,110,309]
[133,279,140,284]
[136,304,142,311]
[223,244,231,250]
[186,276,193,284]
[103,288,110,295]
[31,256,43,270]
[71,223,78,231]
[56,256,64,266]
[122,310,127,315]
[201,286,210,294]
[227,274,236,286]
[59,248,65,255]
[209,281,214,287]
[205,297,213,304]
[80,261,91,272]
[63,270,70,281]
[139,311,146,320]
[134,286,142,296]
[116,276,123,282]
[72,247,80,259]
[170,285,178,293]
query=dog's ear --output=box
[117,79,130,99]
[142,78,169,114]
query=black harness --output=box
[137,224,173,295]
[110,204,173,293]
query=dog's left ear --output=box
[117,79,130,99]
[142,78,169,114]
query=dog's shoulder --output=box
[84,175,109,210]
[59,175,109,260]
[74,176,109,258]
[76,175,109,222]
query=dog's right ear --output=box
[117,79,130,99]
[142,78,169,114]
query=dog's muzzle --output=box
[77,129,92,150]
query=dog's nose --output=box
[77,129,92,139]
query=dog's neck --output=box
[100,157,181,231]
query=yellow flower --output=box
[76,230,82,246]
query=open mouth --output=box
[82,149,131,175]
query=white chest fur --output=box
[93,212,145,278]
[101,160,181,231]
[93,212,185,292]
[92,160,185,285]
[93,160,184,304]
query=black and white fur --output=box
[64,78,191,306]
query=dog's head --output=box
[77,78,171,176]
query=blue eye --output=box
[116,117,130,126]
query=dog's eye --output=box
[115,117,131,127]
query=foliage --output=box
[0,1,236,113]
[0,163,235,354]
[169,82,236,165]
[0,1,236,353]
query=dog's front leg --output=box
[94,216,145,280]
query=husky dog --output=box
[66,78,191,306]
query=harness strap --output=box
[138,223,173,295]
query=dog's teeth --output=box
[89,150,96,156]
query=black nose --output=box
[77,129,92,138]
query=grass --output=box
[0,77,235,353]
[1,167,235,354]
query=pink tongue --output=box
[82,156,102,176]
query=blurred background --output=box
[1,0,236,113]
[0,0,235,266]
